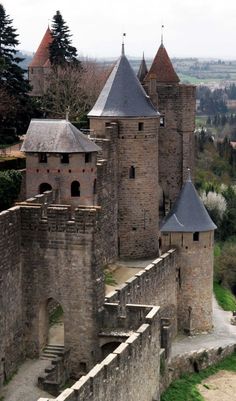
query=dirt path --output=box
[0,359,54,401]
[198,371,236,401]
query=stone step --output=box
[46,345,64,351]
[40,344,65,360]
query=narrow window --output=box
[71,181,80,197]
[138,122,144,131]
[38,153,47,163]
[60,153,69,164]
[129,166,135,179]
[193,232,199,241]
[160,116,165,127]
[93,178,97,195]
[85,153,92,163]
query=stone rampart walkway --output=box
[1,296,235,401]
[0,359,54,401]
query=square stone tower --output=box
[141,43,196,212]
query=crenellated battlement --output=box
[105,250,176,306]
[38,303,160,401]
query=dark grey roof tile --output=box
[21,119,101,153]
[88,53,159,118]
[160,177,217,232]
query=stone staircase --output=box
[40,344,65,360]
[38,344,70,396]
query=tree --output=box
[0,4,35,137]
[49,11,78,66]
[0,170,22,211]
[0,4,29,96]
[42,60,110,121]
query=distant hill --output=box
[17,50,236,88]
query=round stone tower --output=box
[160,172,216,334]
[89,44,160,259]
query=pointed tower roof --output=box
[145,43,180,84]
[88,46,158,118]
[160,173,217,232]
[29,27,53,68]
[137,53,148,82]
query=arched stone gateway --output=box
[39,182,52,194]
[38,298,64,352]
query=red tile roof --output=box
[29,27,53,67]
[145,44,180,84]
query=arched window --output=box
[129,166,135,179]
[39,183,52,194]
[71,181,80,197]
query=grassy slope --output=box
[161,352,236,401]
[213,282,236,311]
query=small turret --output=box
[160,171,216,334]
[137,52,148,83]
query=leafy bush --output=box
[0,170,22,211]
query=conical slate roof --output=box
[160,175,217,232]
[145,44,180,84]
[137,53,148,82]
[88,46,158,118]
[29,27,53,67]
[21,119,101,153]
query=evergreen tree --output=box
[0,4,29,96]
[49,11,78,66]
[0,4,35,137]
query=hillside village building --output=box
[0,37,217,401]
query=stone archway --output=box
[101,341,122,359]
[38,298,64,352]
[39,183,52,194]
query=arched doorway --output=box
[101,341,121,359]
[39,183,52,194]
[39,298,64,351]
[71,181,80,197]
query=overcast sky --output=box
[2,0,236,59]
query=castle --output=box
[0,33,217,401]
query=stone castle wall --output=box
[38,304,161,401]
[20,202,103,375]
[0,207,25,384]
[26,152,97,207]
[106,250,177,336]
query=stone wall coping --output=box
[41,303,159,401]
[104,250,176,304]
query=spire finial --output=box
[122,33,126,55]
[161,24,164,46]
[142,51,145,60]
[187,168,191,182]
